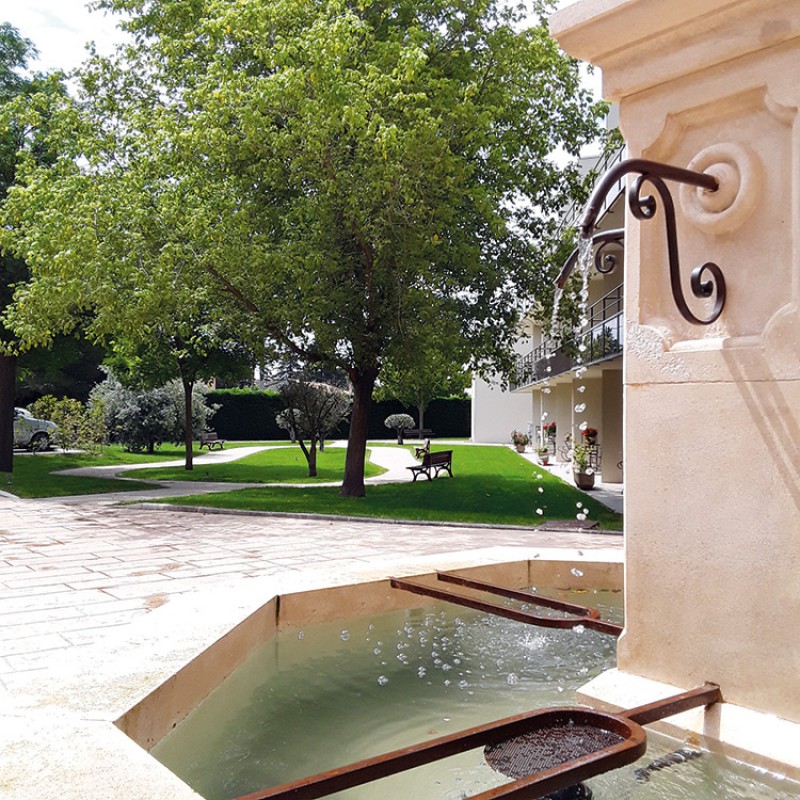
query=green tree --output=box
[106,323,253,469]
[377,312,470,431]
[0,0,605,496]
[0,24,67,473]
[89,369,216,454]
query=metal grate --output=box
[485,724,625,780]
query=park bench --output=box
[404,428,434,439]
[198,431,226,450]
[406,450,453,482]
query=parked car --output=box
[13,408,58,451]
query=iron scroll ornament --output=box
[560,158,726,326]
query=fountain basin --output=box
[0,548,619,799]
[3,546,800,798]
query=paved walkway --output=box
[0,442,623,687]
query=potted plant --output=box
[535,445,550,466]
[581,426,598,445]
[511,430,529,453]
[544,421,557,441]
[572,444,595,490]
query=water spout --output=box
[557,158,726,326]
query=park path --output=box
[44,442,419,505]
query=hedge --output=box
[207,390,471,440]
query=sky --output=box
[6,0,127,73]
[7,0,585,75]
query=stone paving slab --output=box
[0,494,622,684]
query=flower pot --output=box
[515,444,526,453]
[537,454,550,466]
[573,470,595,490]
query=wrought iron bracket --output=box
[562,158,726,326]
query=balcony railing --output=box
[556,145,626,237]
[512,284,623,390]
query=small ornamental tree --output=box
[384,413,415,445]
[278,379,351,477]
[28,395,106,454]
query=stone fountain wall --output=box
[552,0,800,722]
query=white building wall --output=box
[471,376,533,444]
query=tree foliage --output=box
[28,394,106,454]
[0,0,606,494]
[0,23,68,472]
[376,311,470,429]
[89,369,215,454]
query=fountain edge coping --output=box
[578,668,800,781]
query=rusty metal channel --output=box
[232,707,646,800]
[233,685,721,800]
[389,575,623,637]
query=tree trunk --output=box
[0,355,16,476]
[307,439,317,477]
[182,375,194,471]
[417,403,425,431]
[340,369,377,497]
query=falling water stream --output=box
[152,598,799,800]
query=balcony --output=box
[512,283,623,390]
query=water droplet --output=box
[538,487,544,493]
[578,343,587,353]
[574,625,586,634]
[536,508,544,515]
[575,366,588,378]
[507,673,519,685]
[444,679,451,686]
[579,421,588,431]
[577,385,586,393]
[574,403,586,413]
[576,513,587,521]
[546,366,552,373]
[373,647,381,655]
[542,387,551,394]
[580,316,589,327]
[536,474,543,481]
[557,686,565,693]
[458,680,469,690]
[576,502,583,508]
[297,631,304,639]
[541,412,548,419]
[377,675,389,686]
[418,666,427,678]
[340,630,350,641]
[442,663,452,671]
[368,623,375,631]
[571,568,584,577]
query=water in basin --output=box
[152,590,799,799]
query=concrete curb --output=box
[128,502,625,535]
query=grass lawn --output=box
[158,445,623,530]
[8,448,174,498]
[133,446,386,484]
[6,443,271,498]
